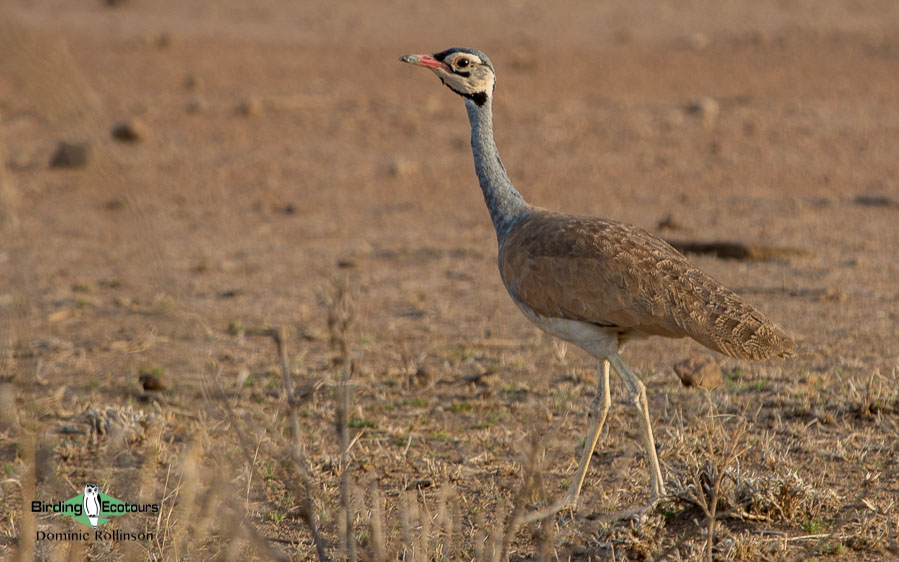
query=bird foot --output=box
[513,490,580,526]
[515,491,666,528]
[596,495,664,524]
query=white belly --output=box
[513,301,622,359]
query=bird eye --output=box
[456,58,470,68]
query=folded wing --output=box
[499,210,795,360]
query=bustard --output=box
[400,47,795,520]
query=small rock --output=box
[217,289,243,299]
[853,195,896,208]
[104,198,126,211]
[236,98,263,117]
[50,141,92,168]
[385,157,419,178]
[673,356,721,388]
[686,97,719,126]
[183,74,204,92]
[139,371,166,392]
[105,0,129,6]
[111,117,149,142]
[186,95,207,114]
[155,33,175,49]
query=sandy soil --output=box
[1,0,898,559]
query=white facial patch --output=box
[435,53,494,98]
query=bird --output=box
[399,47,795,521]
[83,483,101,528]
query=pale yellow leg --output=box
[608,353,666,499]
[516,359,611,524]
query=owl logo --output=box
[83,483,101,528]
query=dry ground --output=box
[1,0,898,560]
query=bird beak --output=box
[399,53,448,71]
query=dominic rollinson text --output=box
[36,529,154,542]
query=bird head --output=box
[400,47,495,106]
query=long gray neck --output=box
[464,96,528,241]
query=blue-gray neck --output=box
[464,96,528,241]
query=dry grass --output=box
[2,292,896,559]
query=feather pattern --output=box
[498,210,795,360]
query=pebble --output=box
[673,355,722,388]
[111,117,149,142]
[686,97,720,126]
[50,141,92,168]
[236,98,263,117]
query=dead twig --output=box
[329,278,358,562]
[209,363,329,561]
[269,327,330,562]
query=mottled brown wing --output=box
[499,210,795,360]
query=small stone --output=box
[674,356,722,388]
[183,74,204,92]
[104,198,126,211]
[140,373,165,392]
[155,33,175,49]
[186,95,207,114]
[105,0,129,6]
[139,371,166,392]
[111,117,149,142]
[49,141,92,168]
[236,98,263,117]
[385,157,419,178]
[853,194,896,208]
[686,97,719,126]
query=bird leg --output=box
[608,353,666,499]
[515,358,611,525]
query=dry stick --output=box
[369,480,387,562]
[328,279,357,562]
[700,420,749,562]
[704,464,723,562]
[273,328,301,452]
[210,356,328,562]
[435,486,454,559]
[504,433,546,558]
[16,433,36,562]
[336,360,358,561]
[192,377,292,562]
[267,328,330,562]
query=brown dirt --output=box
[1,0,897,559]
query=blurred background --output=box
[1,0,897,559]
